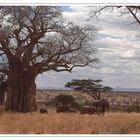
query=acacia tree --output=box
[0,6,96,112]
[65,79,112,100]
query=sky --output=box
[36,6,140,89]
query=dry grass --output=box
[0,109,140,134]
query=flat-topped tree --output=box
[0,6,96,112]
[65,79,112,100]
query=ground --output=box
[0,108,140,134]
[0,90,140,134]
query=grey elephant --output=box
[69,108,77,113]
[40,108,48,114]
[80,106,97,114]
[56,105,70,113]
[92,99,110,113]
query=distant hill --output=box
[37,87,69,91]
[113,87,140,92]
[37,86,140,92]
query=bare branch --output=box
[0,6,96,79]
[126,6,140,24]
[89,6,140,25]
[88,6,110,21]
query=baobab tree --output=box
[0,6,96,112]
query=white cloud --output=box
[62,6,90,27]
[35,6,140,89]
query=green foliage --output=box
[55,94,75,105]
[65,79,112,100]
[66,79,98,90]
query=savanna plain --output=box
[0,109,140,134]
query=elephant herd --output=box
[39,99,110,115]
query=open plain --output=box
[0,110,140,134]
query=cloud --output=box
[62,6,91,27]
[35,6,140,89]
[95,36,140,60]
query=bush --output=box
[55,94,75,105]
[110,104,140,113]
[125,105,140,113]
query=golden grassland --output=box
[0,108,140,134]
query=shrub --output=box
[55,94,75,105]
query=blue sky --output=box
[36,6,140,89]
[60,6,74,12]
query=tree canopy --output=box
[65,79,112,100]
[0,6,97,112]
[0,6,96,76]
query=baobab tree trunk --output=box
[5,73,37,113]
[0,86,5,105]
[0,83,7,105]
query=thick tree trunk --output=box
[5,74,37,113]
[0,88,5,105]
[0,83,7,105]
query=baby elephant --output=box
[40,108,48,114]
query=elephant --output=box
[56,105,70,113]
[92,99,110,113]
[80,106,97,114]
[69,108,77,113]
[40,108,48,114]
